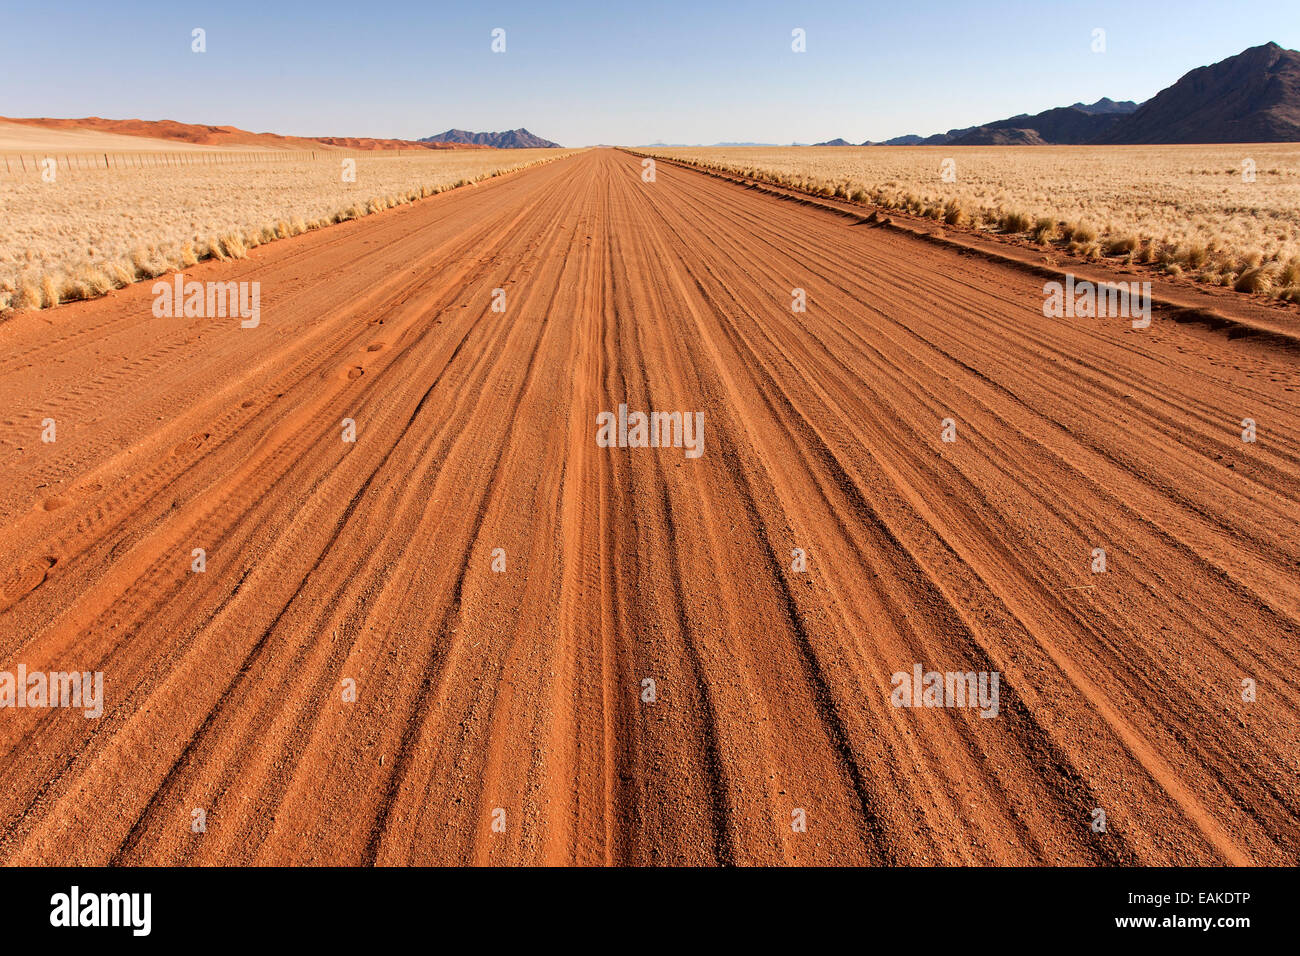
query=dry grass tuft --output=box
[109,261,135,286]
[41,274,60,307]
[70,264,116,298]
[221,233,248,260]
[1104,234,1140,256]
[1234,267,1274,294]
[1280,257,1300,286]
[999,210,1033,234]
[1063,221,1098,244]
[17,278,43,310]
[1032,217,1058,244]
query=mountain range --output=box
[813,42,1299,146]
[421,128,563,149]
[843,97,1140,147]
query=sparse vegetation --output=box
[1234,266,1274,294]
[0,149,578,312]
[1063,221,1097,244]
[638,144,1300,300]
[999,210,1033,234]
[1104,234,1140,256]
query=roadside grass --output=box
[636,145,1300,302]
[1,149,580,313]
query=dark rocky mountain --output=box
[861,44,1300,146]
[872,133,928,145]
[420,128,562,148]
[865,97,1138,146]
[1093,42,1300,143]
[960,101,1138,144]
[813,138,854,146]
[1072,97,1138,115]
[950,127,1047,146]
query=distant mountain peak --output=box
[1093,41,1300,144]
[1070,97,1140,115]
[419,127,562,149]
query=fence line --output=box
[0,148,442,179]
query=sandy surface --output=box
[0,149,1296,865]
[0,120,239,154]
[0,117,484,153]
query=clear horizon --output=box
[2,0,1296,147]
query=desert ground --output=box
[0,148,1296,865]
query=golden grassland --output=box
[0,149,580,312]
[640,144,1300,300]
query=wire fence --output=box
[0,149,441,179]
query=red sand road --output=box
[0,149,1297,866]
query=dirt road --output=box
[1,148,1297,865]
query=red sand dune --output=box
[0,116,488,151]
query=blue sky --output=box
[2,1,1296,146]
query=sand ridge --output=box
[0,116,488,153]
